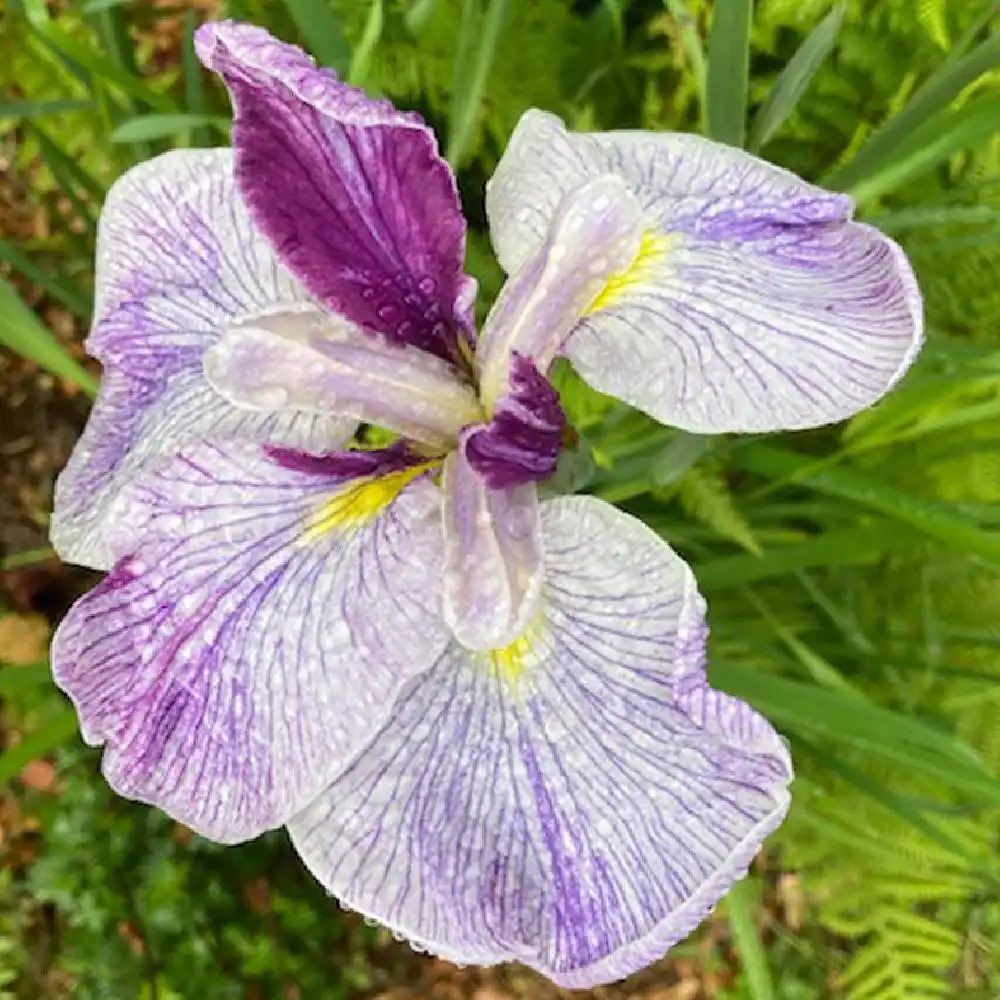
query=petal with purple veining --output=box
[196,21,475,363]
[204,304,483,449]
[288,496,791,987]
[441,449,544,651]
[52,367,351,573]
[52,148,353,570]
[485,110,923,433]
[51,440,449,843]
[476,176,644,413]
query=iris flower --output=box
[50,21,922,988]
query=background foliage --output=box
[1,1,1000,998]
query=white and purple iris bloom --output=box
[49,21,922,989]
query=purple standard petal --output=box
[204,303,483,449]
[485,110,923,433]
[441,449,544,650]
[463,353,566,489]
[52,149,352,571]
[196,21,476,364]
[51,440,449,842]
[288,496,792,988]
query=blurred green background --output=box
[2,0,1000,997]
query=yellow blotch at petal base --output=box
[584,229,675,316]
[484,616,546,686]
[302,463,438,542]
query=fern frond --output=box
[670,464,761,554]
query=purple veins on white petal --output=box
[486,109,923,434]
[203,304,483,448]
[288,497,792,988]
[441,449,544,651]
[51,439,449,843]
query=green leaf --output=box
[0,98,92,118]
[446,0,511,169]
[706,0,752,146]
[0,662,50,698]
[711,665,1000,805]
[280,0,351,73]
[825,32,1000,191]
[33,124,105,200]
[0,547,56,571]
[849,94,1000,205]
[34,23,178,113]
[796,736,978,861]
[870,204,1000,232]
[723,878,775,1000]
[81,0,138,11]
[0,278,97,395]
[110,113,230,143]
[348,0,384,88]
[662,0,707,131]
[405,0,440,32]
[731,443,1000,562]
[0,709,77,785]
[651,431,713,487]
[182,9,211,147]
[748,3,844,153]
[695,523,920,590]
[0,240,92,320]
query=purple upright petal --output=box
[463,353,566,489]
[289,496,792,987]
[52,440,449,842]
[196,21,476,363]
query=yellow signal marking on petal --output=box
[584,229,675,316]
[486,616,545,686]
[302,462,438,542]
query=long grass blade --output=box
[0,241,92,320]
[795,737,978,860]
[731,443,1000,562]
[706,0,752,146]
[694,522,920,590]
[711,665,1000,805]
[0,99,93,118]
[110,113,230,144]
[723,878,775,1000]
[0,278,97,395]
[663,0,708,132]
[825,32,1000,191]
[405,0,440,33]
[279,0,351,73]
[32,125,106,200]
[748,4,845,153]
[849,93,1000,204]
[182,9,212,147]
[348,0,385,88]
[446,0,510,169]
[34,23,178,113]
